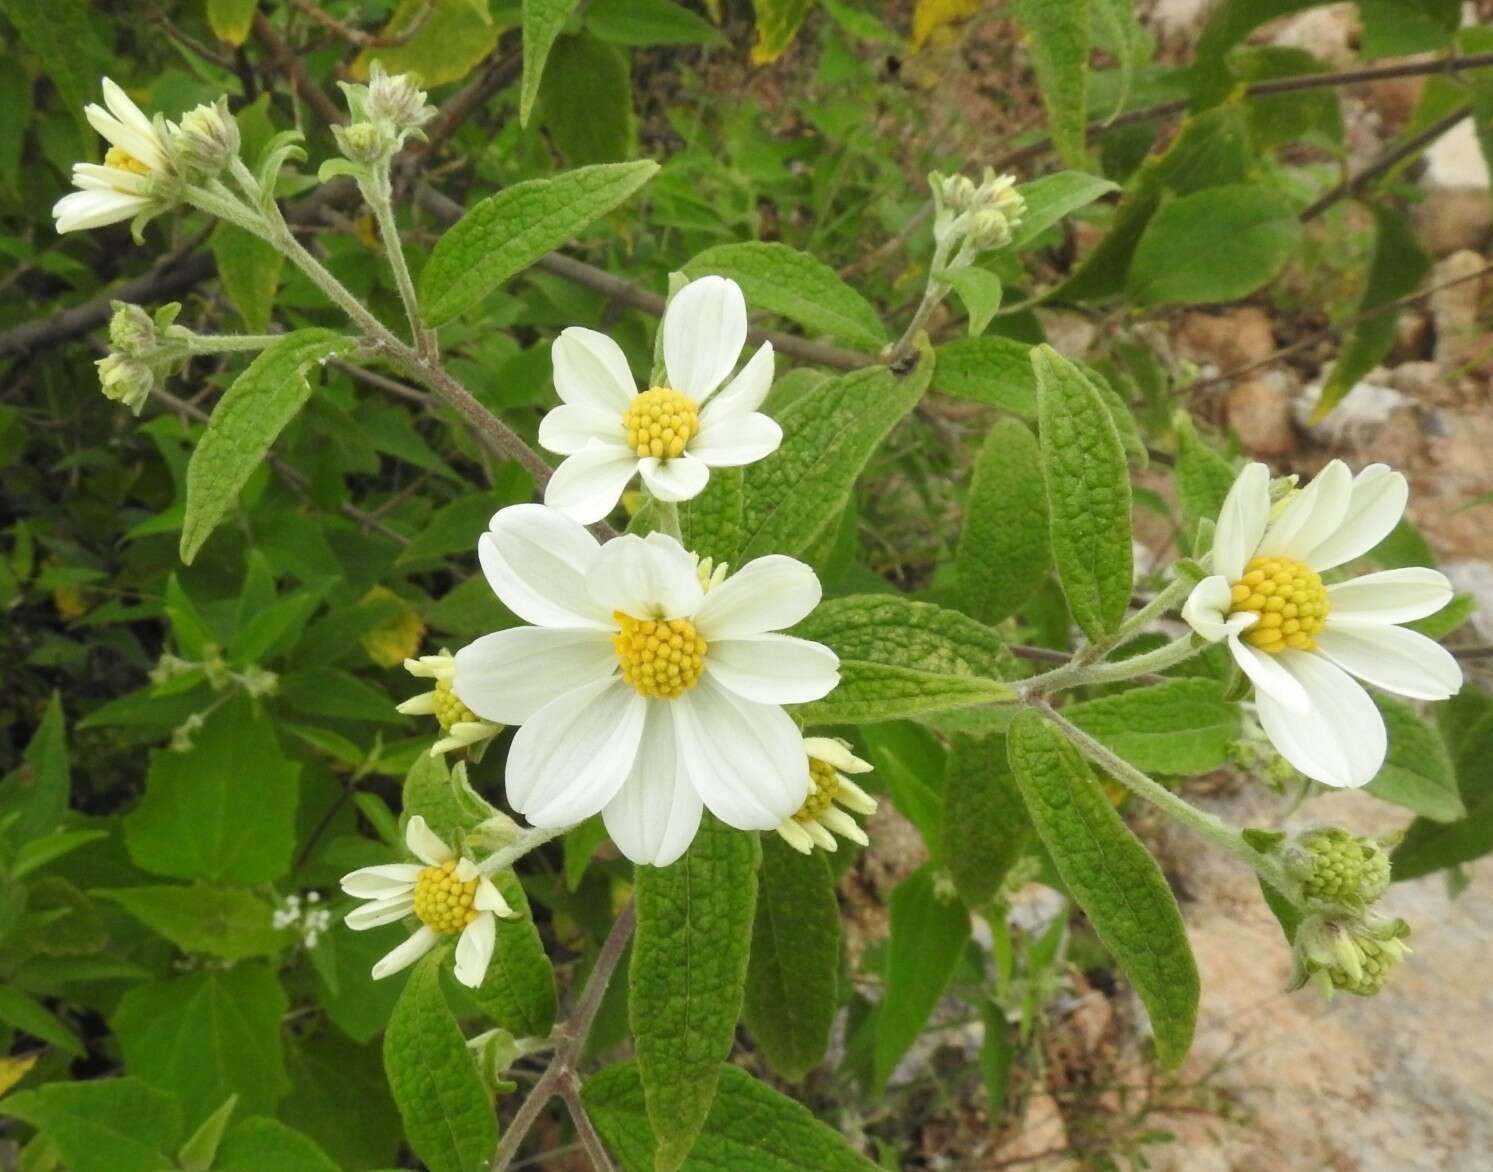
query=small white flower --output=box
[451,504,841,867]
[775,737,878,854]
[1183,461,1461,789]
[340,815,514,988]
[53,78,175,234]
[538,276,783,524]
[396,650,503,757]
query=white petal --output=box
[1228,637,1310,712]
[552,327,638,413]
[478,503,611,630]
[1316,622,1462,701]
[454,912,496,988]
[1212,462,1271,581]
[396,691,438,716]
[602,700,703,867]
[692,555,822,639]
[371,925,440,980]
[637,454,711,502]
[803,737,872,774]
[405,815,453,866]
[538,403,624,456]
[543,444,641,526]
[505,677,647,826]
[700,342,775,421]
[72,162,151,196]
[345,895,415,930]
[672,677,808,830]
[453,626,617,724]
[1257,652,1387,788]
[1181,576,1235,643]
[101,78,159,146]
[474,879,512,916]
[663,275,747,401]
[776,819,816,854]
[1304,464,1408,571]
[1326,567,1454,625]
[687,413,782,468]
[586,531,704,619]
[53,189,146,232]
[1261,460,1352,561]
[339,863,423,899]
[705,633,840,704]
[85,104,166,173]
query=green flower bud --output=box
[1289,912,1410,999]
[1289,827,1392,908]
[366,63,436,134]
[108,301,158,357]
[174,98,240,176]
[96,353,154,414]
[333,120,396,166]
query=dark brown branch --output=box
[288,0,434,48]
[1300,103,1472,222]
[253,11,344,127]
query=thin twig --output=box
[1300,103,1472,222]
[288,0,435,48]
[417,43,523,161]
[253,12,344,127]
[559,1072,617,1172]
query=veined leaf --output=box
[520,0,581,125]
[943,735,1030,910]
[679,466,744,567]
[211,224,283,334]
[1174,413,1235,555]
[931,335,1036,416]
[1367,696,1463,823]
[0,691,69,841]
[1064,679,1242,776]
[94,885,285,961]
[586,0,726,46]
[1393,687,1493,880]
[0,1078,181,1172]
[1015,0,1091,168]
[467,871,557,1037]
[957,417,1050,624]
[214,1118,341,1172]
[1010,170,1118,250]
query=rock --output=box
[1150,0,1218,41]
[1414,188,1493,257]
[1176,308,1276,372]
[1293,377,1414,452]
[1227,371,1297,457]
[1423,116,1492,191]
[1443,560,1493,639]
[1430,249,1488,368]
[1267,4,1360,68]
[1394,309,1430,360]
[1035,308,1096,360]
[1383,360,1446,405]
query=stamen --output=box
[412,859,479,934]
[105,145,151,177]
[1228,554,1329,653]
[796,757,841,822]
[621,388,699,460]
[613,611,706,698]
[432,677,479,731]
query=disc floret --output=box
[1228,554,1329,653]
[613,612,706,699]
[622,388,700,460]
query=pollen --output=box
[621,388,699,460]
[432,676,478,731]
[613,611,706,698]
[1229,554,1329,653]
[795,757,841,822]
[105,145,151,176]
[412,860,479,935]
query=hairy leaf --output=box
[944,735,1030,909]
[958,417,1050,624]
[1064,679,1242,776]
[1010,170,1118,250]
[931,335,1037,415]
[467,871,557,1037]
[521,0,581,125]
[1015,0,1091,168]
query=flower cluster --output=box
[272,891,333,950]
[95,301,191,414]
[332,62,436,167]
[929,166,1026,252]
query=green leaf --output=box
[1034,344,1133,641]
[0,1078,181,1172]
[1359,0,1460,58]
[1090,0,1143,121]
[750,0,814,63]
[353,0,500,86]
[1128,185,1302,306]
[793,595,1018,724]
[0,0,104,135]
[739,352,932,562]
[0,985,83,1056]
[930,335,1036,416]
[520,0,581,125]
[584,1061,879,1171]
[630,815,760,1172]
[1366,697,1464,823]
[1173,413,1235,554]
[94,884,284,961]
[957,417,1050,624]
[177,1096,237,1172]
[539,34,637,166]
[211,224,283,334]
[282,1034,402,1170]
[1393,687,1493,880]
[384,953,497,1172]
[1010,170,1118,250]
[1316,205,1430,420]
[859,723,948,857]
[742,835,839,1081]
[112,963,290,1124]
[124,695,299,884]
[944,266,1004,337]
[467,871,557,1037]
[206,0,258,44]
[181,329,354,564]
[1015,0,1091,168]
[943,735,1030,910]
[678,467,744,567]
[871,866,972,1091]
[1064,680,1242,776]
[396,493,502,566]
[586,0,727,46]
[684,242,886,350]
[419,161,658,325]
[1006,711,1198,1068]
[0,691,69,841]
[214,1118,342,1172]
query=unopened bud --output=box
[1288,827,1392,909]
[1289,912,1410,998]
[96,353,154,414]
[334,120,395,165]
[366,64,435,133]
[174,99,240,175]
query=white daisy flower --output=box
[537,276,783,524]
[340,815,514,987]
[450,504,841,867]
[1182,461,1461,789]
[53,78,175,234]
[775,736,878,854]
[396,650,502,757]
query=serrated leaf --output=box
[384,953,497,1172]
[1128,185,1302,307]
[112,963,290,1124]
[520,0,581,125]
[583,1062,879,1171]
[930,335,1036,415]
[957,417,1050,624]
[124,695,299,884]
[1366,696,1464,823]
[352,0,500,86]
[683,242,886,349]
[1064,679,1242,775]
[467,871,557,1037]
[206,0,257,45]
[1010,170,1118,250]
[420,162,657,324]
[214,1118,342,1172]
[739,352,931,563]
[943,735,1030,909]
[0,1078,181,1172]
[750,0,814,64]
[630,815,759,1172]
[872,866,971,1091]
[742,835,839,1081]
[1174,414,1235,555]
[181,329,353,564]
[1034,344,1133,640]
[212,224,283,333]
[95,884,284,961]
[1015,0,1091,168]
[1007,711,1198,1067]
[539,34,637,166]
[793,595,1018,724]
[0,691,69,841]
[1393,687,1493,880]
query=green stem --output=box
[184,333,282,354]
[1018,633,1202,697]
[476,824,571,876]
[363,165,433,358]
[1071,575,1195,667]
[652,498,683,542]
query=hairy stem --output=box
[476,825,571,876]
[183,332,284,353]
[1019,634,1202,696]
[364,165,434,358]
[652,499,683,542]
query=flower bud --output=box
[1288,827,1392,909]
[334,120,396,166]
[1288,912,1410,998]
[966,206,1014,251]
[96,353,154,414]
[108,301,158,357]
[174,99,240,176]
[366,64,436,134]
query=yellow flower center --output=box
[432,676,478,731]
[105,145,151,176]
[622,388,699,460]
[795,757,841,822]
[613,611,707,698]
[412,859,479,934]
[1229,555,1329,653]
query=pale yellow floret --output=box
[613,611,706,699]
[105,145,151,177]
[1228,554,1330,654]
[621,387,699,460]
